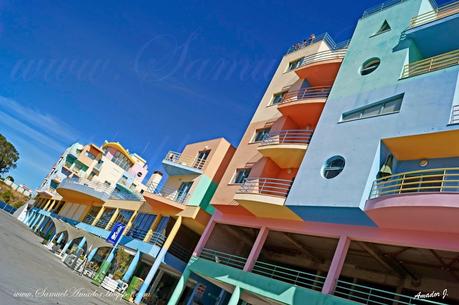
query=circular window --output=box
[322,156,345,179]
[360,58,380,75]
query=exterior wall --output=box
[211,41,331,207]
[286,0,459,225]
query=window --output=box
[233,168,251,184]
[360,58,380,75]
[373,20,391,36]
[252,128,271,143]
[322,156,345,179]
[271,92,286,105]
[85,151,96,160]
[112,151,132,171]
[287,58,303,71]
[341,94,403,122]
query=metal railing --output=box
[280,86,331,105]
[149,232,166,247]
[286,32,349,54]
[369,168,459,199]
[164,151,207,170]
[362,0,413,18]
[409,0,459,29]
[200,248,248,270]
[296,49,347,70]
[260,129,313,146]
[237,177,293,198]
[146,183,191,204]
[60,177,115,196]
[126,227,148,240]
[334,279,447,305]
[252,260,326,291]
[401,49,459,78]
[450,104,459,124]
[169,243,194,262]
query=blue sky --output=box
[0,0,440,188]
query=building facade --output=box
[166,1,459,305]
[26,138,235,305]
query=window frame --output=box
[231,168,252,184]
[270,91,287,106]
[286,58,303,72]
[251,127,271,143]
[340,94,404,123]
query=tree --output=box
[0,134,19,176]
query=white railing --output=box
[237,177,293,198]
[296,49,347,70]
[146,183,191,204]
[401,49,459,78]
[260,129,313,146]
[150,232,166,247]
[450,104,459,124]
[280,86,331,105]
[164,151,207,170]
[200,248,248,270]
[409,0,459,29]
[61,177,115,195]
[286,32,349,54]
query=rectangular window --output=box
[233,168,251,184]
[287,58,303,71]
[270,92,286,105]
[341,94,403,122]
[252,128,271,143]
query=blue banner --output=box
[106,222,126,245]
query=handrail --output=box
[280,86,331,105]
[146,183,191,204]
[362,0,408,18]
[335,279,447,305]
[237,177,293,198]
[60,177,115,196]
[169,242,193,262]
[126,227,149,240]
[200,248,248,270]
[252,260,326,290]
[286,32,349,54]
[164,151,207,170]
[260,129,313,146]
[401,49,459,78]
[369,167,459,199]
[149,232,166,247]
[450,104,459,124]
[296,49,347,70]
[409,0,459,29]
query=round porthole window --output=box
[322,156,345,179]
[360,58,380,75]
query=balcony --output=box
[451,104,459,124]
[162,151,207,176]
[142,183,189,214]
[409,1,459,29]
[257,130,313,169]
[401,49,459,79]
[294,49,347,86]
[36,187,56,198]
[234,178,300,220]
[366,168,459,233]
[56,177,114,204]
[277,87,330,126]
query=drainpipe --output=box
[134,216,182,304]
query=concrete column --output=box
[134,216,182,304]
[193,217,215,256]
[47,232,58,246]
[77,237,86,250]
[243,226,269,272]
[122,250,140,283]
[105,208,120,230]
[56,232,64,243]
[60,240,73,257]
[31,215,44,230]
[143,214,162,242]
[166,266,191,305]
[42,199,52,211]
[322,235,350,294]
[87,248,98,262]
[91,206,105,226]
[46,200,56,211]
[228,286,241,305]
[123,210,138,236]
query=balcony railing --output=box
[126,227,149,240]
[334,279,446,305]
[450,104,459,124]
[200,248,248,270]
[60,177,115,196]
[237,177,293,198]
[296,49,347,70]
[280,86,331,105]
[369,168,459,199]
[286,32,349,54]
[260,129,313,146]
[149,232,166,247]
[401,49,459,78]
[169,243,194,262]
[362,0,408,18]
[252,261,326,291]
[409,0,459,29]
[164,151,207,170]
[146,183,191,204]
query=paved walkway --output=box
[0,210,129,305]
